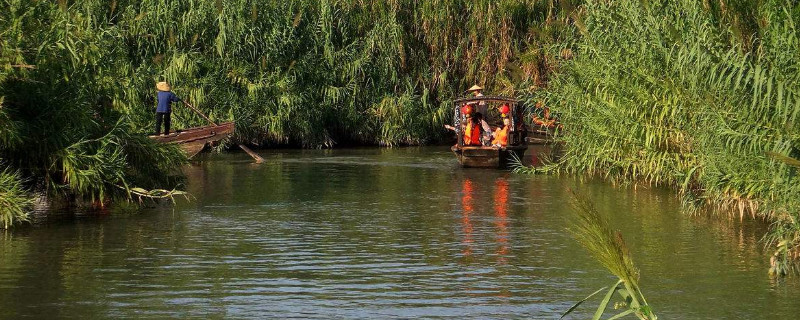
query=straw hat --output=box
[467,85,483,92]
[156,81,171,92]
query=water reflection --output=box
[493,178,509,265]
[460,178,475,259]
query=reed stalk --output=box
[562,193,656,320]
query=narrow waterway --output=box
[1,147,798,319]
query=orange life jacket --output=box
[464,121,481,145]
[492,126,509,146]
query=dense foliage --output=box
[527,0,800,275]
[0,0,574,228]
[1,0,576,227]
[4,0,575,148]
[0,167,30,229]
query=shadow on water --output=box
[1,146,799,319]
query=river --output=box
[1,147,799,319]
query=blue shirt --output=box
[156,91,181,113]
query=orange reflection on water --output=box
[461,178,474,258]
[494,178,509,264]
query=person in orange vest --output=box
[445,104,487,146]
[463,113,483,146]
[491,104,512,147]
[492,117,511,148]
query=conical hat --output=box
[467,85,483,92]
[156,81,171,92]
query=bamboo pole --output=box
[182,101,215,125]
[238,144,264,163]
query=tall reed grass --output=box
[3,0,579,148]
[524,0,800,275]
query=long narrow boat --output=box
[149,122,235,158]
[450,96,528,168]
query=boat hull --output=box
[451,145,527,168]
[149,122,235,158]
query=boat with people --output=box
[446,91,528,168]
[148,81,262,162]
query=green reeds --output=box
[523,0,800,274]
[2,0,578,148]
[562,194,657,320]
[0,168,31,229]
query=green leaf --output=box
[130,187,149,194]
[561,286,609,319]
[594,280,623,320]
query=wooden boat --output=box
[149,121,235,158]
[452,144,528,168]
[450,96,528,168]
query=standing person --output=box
[155,81,182,135]
[466,85,488,115]
[467,85,484,97]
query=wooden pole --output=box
[238,144,264,163]
[183,101,264,163]
[183,101,216,125]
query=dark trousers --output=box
[155,112,171,135]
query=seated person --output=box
[473,112,492,146]
[444,113,485,146]
[492,117,511,148]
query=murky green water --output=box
[2,147,799,319]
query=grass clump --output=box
[0,168,31,229]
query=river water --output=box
[1,147,799,319]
